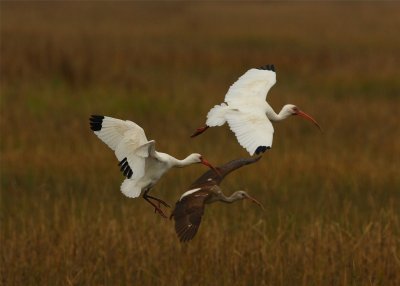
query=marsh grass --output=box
[1,2,400,285]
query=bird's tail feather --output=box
[121,179,141,198]
[206,103,228,127]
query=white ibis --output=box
[89,115,218,218]
[191,65,321,155]
[171,157,263,242]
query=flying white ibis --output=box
[171,157,263,242]
[89,115,219,218]
[191,65,321,155]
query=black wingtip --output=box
[118,158,127,166]
[255,146,271,155]
[127,169,133,179]
[89,115,104,131]
[257,64,275,72]
[118,157,133,179]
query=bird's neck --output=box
[171,155,196,168]
[219,193,241,204]
[266,106,291,122]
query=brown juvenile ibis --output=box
[170,156,264,242]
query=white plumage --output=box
[192,64,321,155]
[121,179,141,198]
[92,116,153,183]
[224,111,274,156]
[179,188,202,201]
[90,115,218,218]
[224,67,276,104]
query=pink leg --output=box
[190,125,209,138]
[142,189,169,218]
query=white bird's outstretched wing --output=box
[115,137,156,180]
[224,65,276,104]
[90,115,148,151]
[90,115,155,180]
[225,111,274,156]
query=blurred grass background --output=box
[1,2,399,285]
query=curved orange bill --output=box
[200,158,221,176]
[245,194,265,210]
[296,110,322,131]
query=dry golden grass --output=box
[1,2,400,285]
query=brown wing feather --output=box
[172,157,261,242]
[189,156,261,189]
[170,189,212,242]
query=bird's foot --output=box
[146,195,171,208]
[143,194,170,219]
[153,205,168,219]
[190,125,209,138]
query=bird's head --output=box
[189,153,221,176]
[233,190,264,210]
[282,104,322,131]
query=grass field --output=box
[1,2,400,285]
